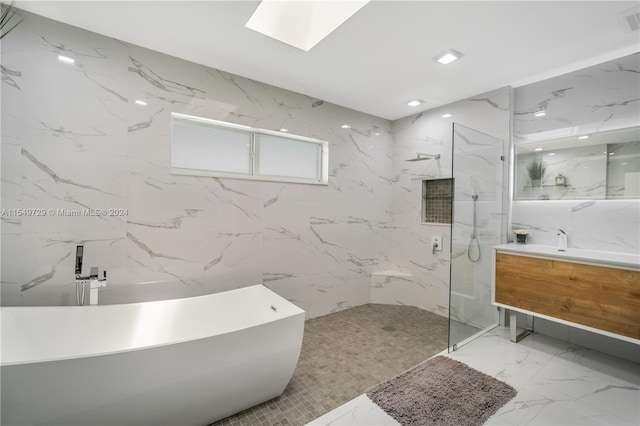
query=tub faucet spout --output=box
[74,245,107,305]
[89,268,107,305]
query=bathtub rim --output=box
[1,284,305,367]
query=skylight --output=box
[246,0,370,52]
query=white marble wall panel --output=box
[512,199,639,253]
[514,53,640,140]
[513,53,640,256]
[1,10,393,317]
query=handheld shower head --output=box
[406,153,441,162]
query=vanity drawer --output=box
[495,252,640,340]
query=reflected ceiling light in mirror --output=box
[434,49,463,65]
[58,55,74,64]
[407,99,424,107]
[548,152,556,156]
[279,128,289,132]
[441,113,452,118]
[578,135,589,140]
[341,124,351,129]
[534,148,543,151]
[246,0,370,51]
[534,110,546,117]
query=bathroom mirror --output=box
[515,126,640,200]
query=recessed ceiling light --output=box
[135,100,147,106]
[280,128,289,132]
[548,153,556,156]
[58,55,75,64]
[609,152,615,156]
[407,99,424,107]
[441,113,452,118]
[245,0,370,52]
[534,110,546,117]
[534,148,543,151]
[578,135,589,140]
[434,49,463,65]
[341,124,351,129]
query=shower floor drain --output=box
[382,325,397,332]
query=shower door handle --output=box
[432,241,439,254]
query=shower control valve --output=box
[431,234,443,254]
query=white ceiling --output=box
[14,1,640,121]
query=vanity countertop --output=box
[494,243,640,270]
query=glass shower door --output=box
[448,124,505,351]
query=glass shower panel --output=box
[448,124,504,351]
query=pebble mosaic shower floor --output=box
[212,304,449,426]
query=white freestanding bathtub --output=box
[1,284,305,425]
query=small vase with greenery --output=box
[527,159,546,186]
[514,229,529,244]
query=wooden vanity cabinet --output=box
[494,252,640,341]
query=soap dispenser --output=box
[557,229,567,251]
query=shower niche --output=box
[422,178,453,224]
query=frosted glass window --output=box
[171,113,328,185]
[171,120,251,175]
[257,134,320,180]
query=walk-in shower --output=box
[449,124,505,352]
[467,195,481,263]
[406,152,441,161]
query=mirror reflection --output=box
[515,126,640,200]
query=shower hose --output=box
[467,194,481,262]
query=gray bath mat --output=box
[366,355,516,426]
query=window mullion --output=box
[251,133,258,177]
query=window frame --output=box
[170,112,329,185]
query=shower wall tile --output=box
[370,273,415,306]
[1,10,393,317]
[513,53,640,254]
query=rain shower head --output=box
[406,153,441,162]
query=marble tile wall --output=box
[387,87,511,321]
[513,53,640,253]
[0,10,394,316]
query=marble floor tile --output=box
[311,327,640,426]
